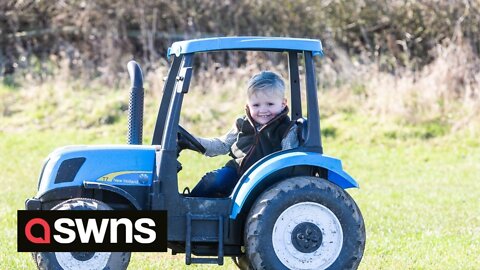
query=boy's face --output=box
[247,91,286,125]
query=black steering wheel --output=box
[177,125,206,154]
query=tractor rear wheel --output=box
[244,176,365,270]
[232,254,252,270]
[32,198,131,270]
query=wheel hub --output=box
[272,202,343,270]
[55,252,111,270]
[291,222,322,253]
[71,252,95,261]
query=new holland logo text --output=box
[18,210,167,252]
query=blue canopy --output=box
[167,36,323,57]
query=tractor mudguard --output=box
[36,145,157,198]
[229,151,359,219]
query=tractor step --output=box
[189,257,221,264]
[185,213,224,265]
[191,236,219,242]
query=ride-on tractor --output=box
[26,37,366,270]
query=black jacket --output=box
[227,106,292,175]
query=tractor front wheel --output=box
[244,176,365,270]
[32,198,131,270]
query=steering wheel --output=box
[177,125,206,154]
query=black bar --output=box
[152,56,182,145]
[161,54,193,152]
[303,51,323,153]
[18,210,167,252]
[186,213,192,265]
[218,215,224,265]
[288,52,302,121]
[127,61,144,145]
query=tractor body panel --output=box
[230,151,358,219]
[36,145,157,198]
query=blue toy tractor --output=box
[26,37,365,270]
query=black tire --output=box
[32,198,131,270]
[244,177,365,270]
[232,255,253,270]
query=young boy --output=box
[188,71,299,197]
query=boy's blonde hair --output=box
[247,71,285,99]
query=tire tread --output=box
[244,176,365,270]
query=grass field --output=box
[1,109,479,269]
[1,76,480,269]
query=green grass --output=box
[1,114,479,269]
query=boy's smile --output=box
[247,91,286,125]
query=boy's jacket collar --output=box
[245,105,290,130]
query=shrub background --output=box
[1,0,479,78]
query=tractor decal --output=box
[96,171,152,185]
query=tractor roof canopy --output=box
[167,36,323,57]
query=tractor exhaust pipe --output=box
[127,61,144,145]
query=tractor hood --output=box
[36,145,157,198]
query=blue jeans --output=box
[189,166,239,197]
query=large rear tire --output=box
[32,198,131,270]
[232,254,253,270]
[244,177,365,270]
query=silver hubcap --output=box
[272,202,343,270]
[55,252,110,270]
